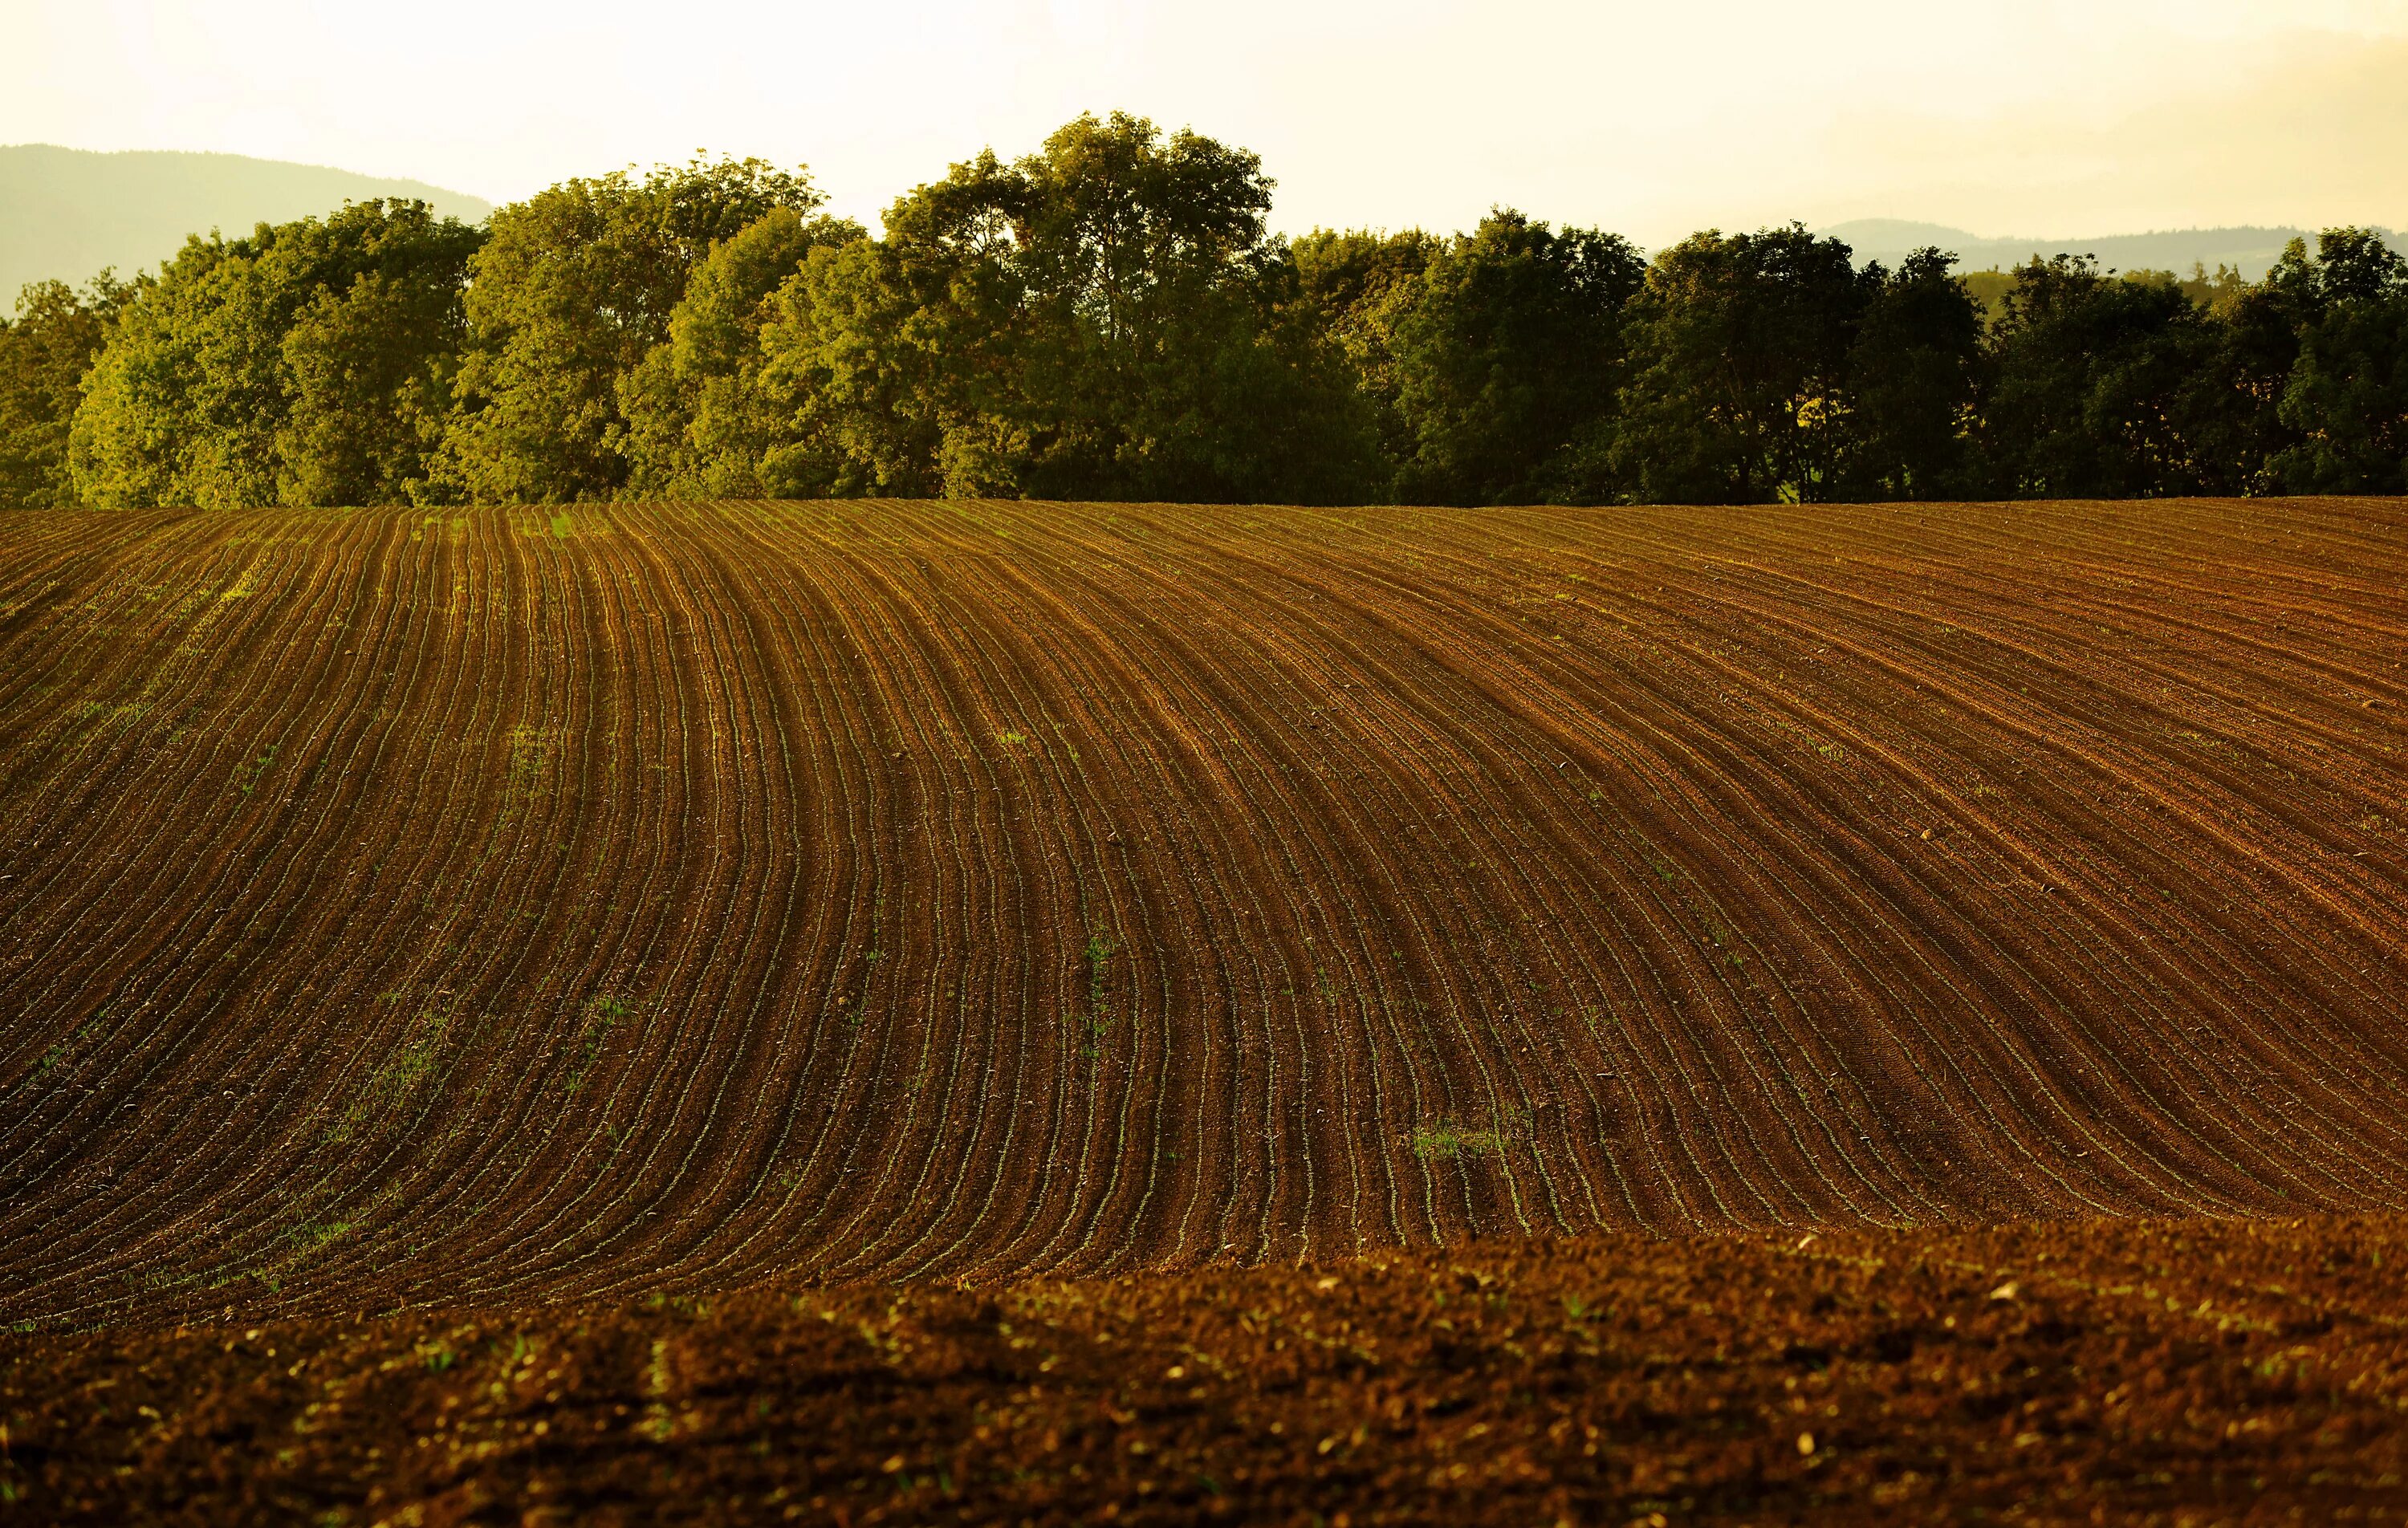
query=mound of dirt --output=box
[9,1213,2408,1525]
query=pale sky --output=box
[9,0,2406,245]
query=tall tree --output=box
[759,112,1381,503]
[617,207,865,498]
[1289,227,1440,478]
[1974,255,2217,498]
[1842,249,1984,499]
[0,274,128,508]
[1612,226,1873,503]
[2160,239,2321,495]
[2272,229,2408,494]
[437,157,823,504]
[1373,211,1644,505]
[69,201,480,510]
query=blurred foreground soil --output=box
[9,1214,2408,1526]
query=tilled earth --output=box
[9,1213,2408,1526]
[6,499,2408,1329]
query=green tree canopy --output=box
[617,206,865,498]
[2161,239,2323,495]
[1289,227,1440,471]
[759,112,1381,502]
[1612,226,1874,503]
[2272,229,2408,494]
[437,157,824,504]
[4,118,2399,512]
[1842,249,1985,499]
[0,274,127,509]
[1378,212,1644,505]
[1975,254,2218,498]
[69,200,481,510]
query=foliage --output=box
[758,112,1384,503]
[437,157,824,504]
[1291,215,1646,504]
[618,207,865,498]
[2272,230,2408,494]
[1974,254,2218,498]
[1611,226,1877,503]
[11,117,2404,510]
[2165,242,2324,495]
[68,201,480,509]
[1290,226,1441,470]
[1844,249,1985,499]
[0,274,127,508]
[1382,212,1644,505]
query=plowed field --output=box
[2,498,2405,1333]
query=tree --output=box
[1289,227,1440,479]
[70,201,481,510]
[1371,211,1644,505]
[756,234,957,497]
[759,112,1381,503]
[617,207,865,498]
[1974,255,2217,498]
[1613,226,1873,503]
[1842,249,1984,499]
[2154,240,2321,495]
[2272,229,2408,494]
[0,274,128,508]
[437,157,824,504]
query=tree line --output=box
[2,112,2402,510]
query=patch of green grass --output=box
[1409,1110,1527,1162]
[491,725,560,841]
[1084,932,1115,1010]
[324,990,459,1144]
[35,1014,103,1076]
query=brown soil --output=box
[9,1213,2408,1525]
[1,498,2405,1517]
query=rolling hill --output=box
[0,144,491,303]
[1820,217,2339,279]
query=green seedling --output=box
[1075,931,1117,1062]
[232,744,278,797]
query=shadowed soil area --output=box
[9,1213,2408,1526]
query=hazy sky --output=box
[10,0,2406,244]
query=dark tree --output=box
[2272,230,2408,494]
[1613,226,1873,503]
[1843,249,1984,500]
[1974,256,2219,498]
[1372,211,1644,505]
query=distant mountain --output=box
[0,144,492,305]
[1817,219,2345,282]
